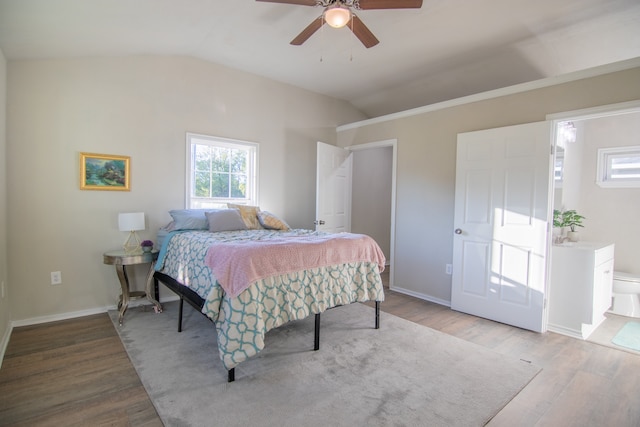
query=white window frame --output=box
[185,132,259,209]
[596,145,640,188]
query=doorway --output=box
[548,100,640,274]
[349,140,397,288]
[547,100,640,340]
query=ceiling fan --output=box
[256,0,423,48]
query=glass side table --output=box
[103,249,163,325]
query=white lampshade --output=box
[324,4,351,28]
[118,212,145,232]
[118,212,145,254]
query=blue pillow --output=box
[206,209,248,232]
[169,209,212,230]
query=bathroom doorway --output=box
[548,101,640,279]
[548,101,640,344]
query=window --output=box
[596,146,640,188]
[554,150,564,186]
[186,133,258,209]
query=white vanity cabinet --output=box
[548,242,614,339]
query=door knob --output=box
[454,228,462,234]
[314,220,326,225]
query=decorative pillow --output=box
[227,203,262,230]
[169,209,211,230]
[206,209,247,232]
[257,211,291,231]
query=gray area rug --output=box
[110,301,540,427]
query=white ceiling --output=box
[1,0,639,118]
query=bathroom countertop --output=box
[553,241,612,250]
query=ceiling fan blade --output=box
[290,17,325,45]
[256,0,318,5]
[357,0,423,9]
[349,15,379,48]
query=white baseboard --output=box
[0,323,12,370]
[11,307,111,328]
[10,295,182,328]
[0,294,181,369]
[547,323,583,340]
[547,315,606,340]
[389,285,451,308]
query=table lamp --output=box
[118,212,145,254]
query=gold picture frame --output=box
[80,152,130,191]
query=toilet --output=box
[609,271,640,318]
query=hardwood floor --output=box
[365,283,640,427]
[0,314,162,426]
[1,279,639,426]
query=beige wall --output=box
[0,49,9,354]
[6,56,366,321]
[351,146,392,260]
[338,67,640,304]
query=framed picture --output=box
[80,152,130,191]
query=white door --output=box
[451,121,553,333]
[316,141,352,233]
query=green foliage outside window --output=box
[193,144,248,199]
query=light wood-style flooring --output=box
[1,278,639,426]
[0,314,161,426]
[365,288,640,427]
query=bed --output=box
[153,208,386,382]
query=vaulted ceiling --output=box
[1,0,639,118]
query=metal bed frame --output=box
[153,271,381,382]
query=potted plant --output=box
[141,240,154,253]
[561,210,585,242]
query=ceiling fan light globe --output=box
[324,5,351,28]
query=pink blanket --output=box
[204,233,386,298]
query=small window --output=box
[186,133,258,208]
[554,150,564,186]
[596,146,640,188]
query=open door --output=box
[315,142,352,233]
[451,121,553,333]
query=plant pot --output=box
[142,246,152,253]
[567,231,580,242]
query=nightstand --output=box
[103,249,163,325]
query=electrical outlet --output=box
[446,264,453,275]
[51,271,62,285]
